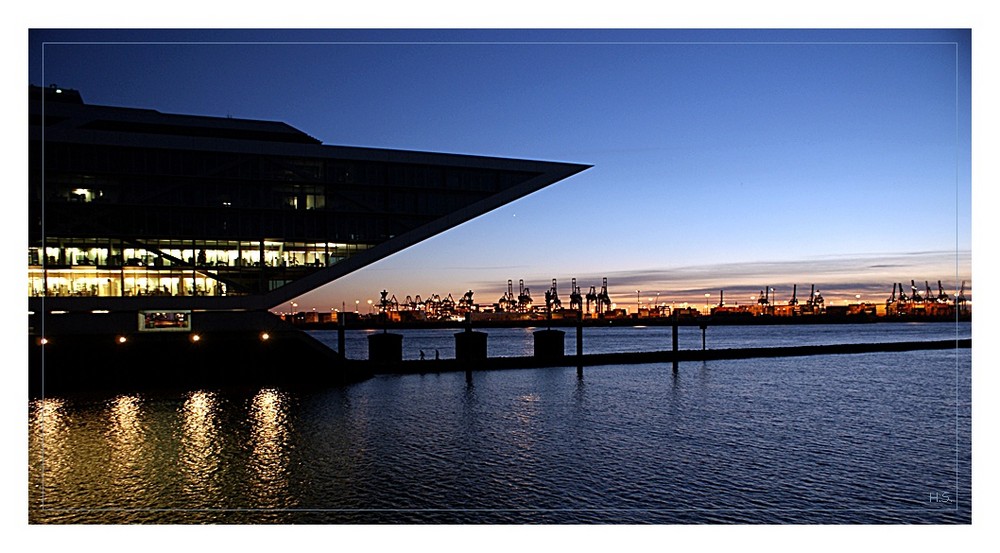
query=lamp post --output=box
[636,290,640,315]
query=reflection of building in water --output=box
[28,85,588,393]
[248,388,291,508]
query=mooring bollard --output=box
[672,314,679,372]
[455,327,488,362]
[576,312,584,377]
[368,331,402,364]
[534,328,566,359]
[337,312,346,359]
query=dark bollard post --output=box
[455,327,488,362]
[576,311,584,377]
[534,328,566,360]
[368,332,403,364]
[457,312,483,383]
[337,311,346,359]
[700,323,707,351]
[672,313,679,372]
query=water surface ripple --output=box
[29,324,971,523]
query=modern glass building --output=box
[28,85,589,393]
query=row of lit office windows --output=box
[29,268,229,298]
[30,240,370,269]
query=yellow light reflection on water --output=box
[248,388,291,508]
[107,395,145,458]
[29,398,71,502]
[105,394,152,507]
[179,390,223,504]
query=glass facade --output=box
[28,85,558,304]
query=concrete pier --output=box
[368,338,971,376]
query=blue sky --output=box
[29,28,971,311]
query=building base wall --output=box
[28,310,369,397]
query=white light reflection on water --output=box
[105,394,151,507]
[179,390,223,506]
[29,398,71,505]
[511,393,541,448]
[248,388,292,508]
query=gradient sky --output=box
[28,28,972,312]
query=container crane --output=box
[379,289,391,313]
[425,294,441,316]
[788,284,798,306]
[806,285,824,309]
[887,283,897,305]
[596,277,612,314]
[586,285,598,314]
[937,281,949,303]
[957,281,968,314]
[910,280,923,303]
[459,290,475,311]
[517,279,532,313]
[497,280,515,312]
[440,293,456,315]
[757,288,768,305]
[545,278,562,311]
[569,278,583,311]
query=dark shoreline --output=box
[297,313,969,331]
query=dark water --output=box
[29,323,971,524]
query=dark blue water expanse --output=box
[313,321,972,360]
[29,327,970,523]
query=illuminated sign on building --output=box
[138,311,191,332]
